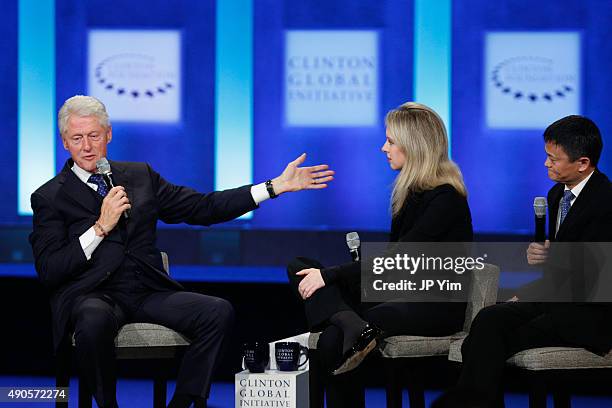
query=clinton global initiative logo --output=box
[88,30,181,123]
[490,56,576,103]
[94,53,176,99]
[285,30,379,127]
[287,55,375,103]
[485,32,580,129]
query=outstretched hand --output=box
[272,153,334,195]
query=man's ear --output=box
[61,135,69,151]
[106,126,113,144]
[577,157,591,172]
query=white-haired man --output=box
[30,95,334,408]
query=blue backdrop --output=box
[2,0,612,235]
[0,1,18,227]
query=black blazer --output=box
[544,170,612,354]
[30,160,258,350]
[322,184,473,284]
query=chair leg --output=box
[308,350,325,408]
[553,390,571,408]
[78,378,92,408]
[407,375,425,408]
[528,372,547,408]
[384,358,402,408]
[406,360,425,408]
[153,376,167,408]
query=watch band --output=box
[265,180,278,199]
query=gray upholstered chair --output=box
[380,263,500,408]
[55,252,190,408]
[306,263,500,408]
[449,335,612,407]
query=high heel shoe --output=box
[332,323,382,375]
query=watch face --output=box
[266,180,277,198]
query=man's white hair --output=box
[58,95,110,135]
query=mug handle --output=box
[297,346,309,368]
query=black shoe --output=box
[332,323,383,375]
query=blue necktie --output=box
[87,174,109,197]
[559,189,575,226]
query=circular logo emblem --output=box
[94,53,176,99]
[491,56,576,103]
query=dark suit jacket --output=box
[29,160,258,350]
[322,184,473,284]
[544,170,612,354]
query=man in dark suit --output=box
[434,115,612,407]
[29,95,335,408]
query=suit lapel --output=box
[109,161,136,239]
[110,161,132,205]
[548,184,563,240]
[58,160,102,216]
[555,171,602,241]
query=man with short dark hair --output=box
[30,95,335,408]
[435,115,612,407]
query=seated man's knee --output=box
[470,305,503,331]
[212,297,235,331]
[72,299,118,344]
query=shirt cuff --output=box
[79,226,105,260]
[251,183,271,205]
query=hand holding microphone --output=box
[93,158,131,237]
[96,158,130,220]
[527,240,550,265]
[527,197,549,265]
[96,186,132,236]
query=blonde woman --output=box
[287,102,473,406]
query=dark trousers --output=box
[288,257,466,407]
[458,302,570,407]
[70,288,234,408]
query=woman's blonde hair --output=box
[385,102,467,216]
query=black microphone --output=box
[533,197,547,243]
[346,232,361,261]
[96,157,130,220]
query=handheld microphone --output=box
[96,157,130,220]
[533,197,547,243]
[346,232,361,262]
